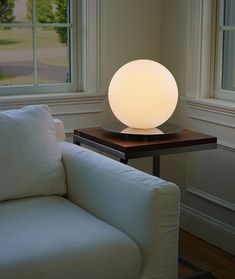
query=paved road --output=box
[1,61,69,82]
[0,47,68,83]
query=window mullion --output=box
[219,26,235,31]
[32,0,37,85]
[216,0,224,95]
[67,1,72,83]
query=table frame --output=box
[73,128,217,177]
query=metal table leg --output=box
[179,256,213,279]
[153,155,160,176]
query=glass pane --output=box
[223,0,235,27]
[0,0,31,24]
[35,0,69,24]
[0,27,33,86]
[36,27,70,84]
[222,31,235,91]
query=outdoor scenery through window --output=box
[0,0,71,87]
[221,0,235,93]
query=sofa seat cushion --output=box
[0,105,66,202]
[0,196,141,279]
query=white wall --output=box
[101,0,162,122]
[160,0,235,255]
[101,0,161,89]
[57,0,162,147]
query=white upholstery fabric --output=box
[0,105,180,279]
[0,196,141,279]
[60,141,180,279]
[0,105,66,201]
[54,119,66,141]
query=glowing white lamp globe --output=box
[108,59,178,130]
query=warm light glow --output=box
[108,59,178,129]
[121,127,163,135]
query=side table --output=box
[73,127,217,177]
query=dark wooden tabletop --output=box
[74,127,217,154]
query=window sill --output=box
[0,92,106,115]
[182,96,235,128]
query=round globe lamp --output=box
[108,60,178,132]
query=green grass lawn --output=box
[0,27,64,51]
[0,75,33,86]
[0,74,60,86]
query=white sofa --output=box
[0,105,180,279]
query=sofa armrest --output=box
[53,119,66,141]
[60,141,180,279]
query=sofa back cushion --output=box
[0,105,67,202]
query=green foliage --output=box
[0,38,19,45]
[54,0,68,44]
[26,0,68,44]
[0,0,15,24]
[27,0,55,23]
[0,69,3,80]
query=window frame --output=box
[0,0,104,111]
[214,0,235,102]
[0,0,79,95]
[183,0,235,128]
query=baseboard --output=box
[180,203,235,256]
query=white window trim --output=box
[183,0,235,128]
[215,0,235,102]
[0,0,105,111]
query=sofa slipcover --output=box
[0,105,180,279]
[0,196,141,279]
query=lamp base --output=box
[102,121,182,138]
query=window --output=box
[183,0,235,128]
[215,0,235,101]
[0,0,78,95]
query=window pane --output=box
[222,31,235,91]
[36,27,70,84]
[0,0,31,24]
[35,0,69,24]
[223,0,235,26]
[0,27,33,86]
[0,0,76,94]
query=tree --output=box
[26,0,68,45]
[27,0,54,23]
[0,0,15,24]
[54,0,67,44]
